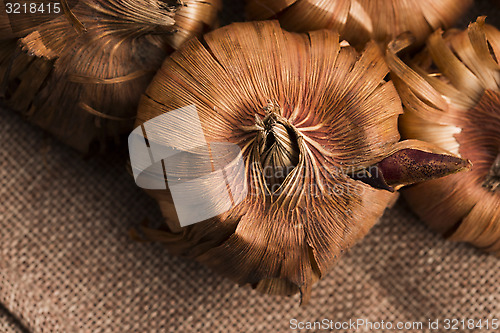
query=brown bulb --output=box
[246,0,473,49]
[134,21,470,303]
[0,0,220,153]
[388,17,500,255]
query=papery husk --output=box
[133,21,470,302]
[0,0,220,153]
[246,0,472,49]
[387,17,500,255]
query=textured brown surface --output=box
[2,104,500,332]
[0,0,500,332]
[0,305,26,333]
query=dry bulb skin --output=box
[134,21,470,303]
[387,17,500,255]
[246,0,473,49]
[0,0,220,153]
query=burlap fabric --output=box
[0,305,26,333]
[1,1,500,332]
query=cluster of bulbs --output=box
[1,0,498,302]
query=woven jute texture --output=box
[2,101,500,333]
[1,1,500,332]
[0,305,26,333]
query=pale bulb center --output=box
[257,110,300,191]
[483,153,500,192]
